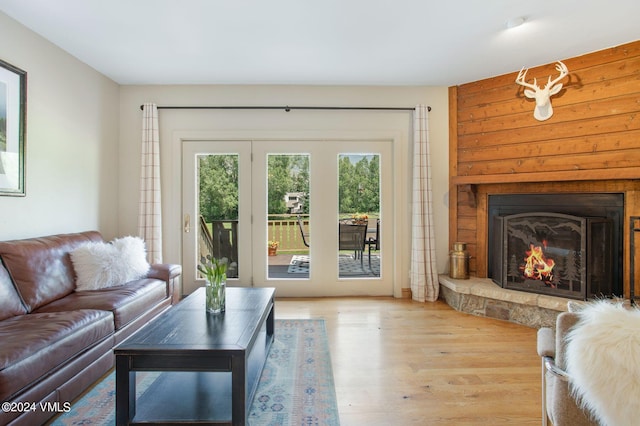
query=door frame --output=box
[171,129,407,298]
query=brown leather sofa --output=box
[0,231,182,426]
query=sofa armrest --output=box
[537,327,555,358]
[147,263,182,281]
[538,327,570,381]
[147,263,182,304]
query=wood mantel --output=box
[448,40,640,298]
[451,167,640,186]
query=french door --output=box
[182,139,393,297]
[182,141,252,294]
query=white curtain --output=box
[410,105,439,302]
[138,103,163,264]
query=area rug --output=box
[49,319,339,426]
[287,255,310,273]
[288,254,380,276]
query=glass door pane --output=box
[197,154,239,278]
[267,154,310,279]
[338,153,381,278]
[182,141,251,295]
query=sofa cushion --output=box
[35,278,167,330]
[0,261,26,321]
[0,309,113,402]
[0,231,103,312]
[71,236,150,291]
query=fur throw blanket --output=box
[565,300,640,426]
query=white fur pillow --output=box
[565,300,640,426]
[71,236,150,291]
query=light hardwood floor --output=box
[275,296,542,425]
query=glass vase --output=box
[205,276,226,314]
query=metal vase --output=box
[449,242,470,279]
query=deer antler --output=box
[544,61,569,89]
[515,67,539,90]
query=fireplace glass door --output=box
[493,212,612,300]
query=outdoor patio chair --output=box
[365,218,380,270]
[297,214,310,247]
[339,223,367,269]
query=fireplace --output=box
[488,193,623,300]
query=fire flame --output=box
[522,242,555,281]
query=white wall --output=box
[0,11,450,295]
[0,12,120,240]
[118,85,450,293]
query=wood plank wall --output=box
[449,40,640,297]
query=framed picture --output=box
[0,59,26,196]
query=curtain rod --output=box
[139,105,430,112]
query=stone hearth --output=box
[438,275,570,328]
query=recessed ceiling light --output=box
[505,17,526,29]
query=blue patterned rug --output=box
[288,254,380,276]
[48,319,339,426]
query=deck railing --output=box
[201,214,377,254]
[268,214,309,252]
[200,215,310,254]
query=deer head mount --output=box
[516,61,569,121]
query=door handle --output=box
[184,214,190,233]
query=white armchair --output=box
[537,311,597,425]
[537,301,640,426]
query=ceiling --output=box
[0,0,638,86]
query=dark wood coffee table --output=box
[114,287,275,425]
